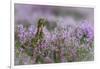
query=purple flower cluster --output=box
[28,25,37,38]
[15,20,94,64]
[80,21,94,42]
[17,24,36,44]
[74,20,94,43]
[17,24,26,44]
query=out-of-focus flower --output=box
[43,27,52,42]
[38,40,48,49]
[74,20,94,43]
[15,19,94,64]
[28,25,36,38]
[17,24,37,44]
[80,21,94,42]
[17,24,26,44]
[75,27,84,39]
[44,56,53,63]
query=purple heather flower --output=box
[18,24,24,33]
[28,25,36,38]
[61,29,68,39]
[43,27,52,42]
[17,24,38,44]
[17,24,25,44]
[74,20,94,43]
[50,33,57,41]
[17,24,29,44]
[75,27,84,39]
[80,20,94,41]
[19,33,27,44]
[40,40,48,49]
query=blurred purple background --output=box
[14,3,94,31]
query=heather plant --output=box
[15,18,94,65]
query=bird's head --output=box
[37,18,48,29]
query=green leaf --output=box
[77,47,88,61]
[53,51,61,63]
[15,41,20,49]
[25,48,33,56]
[36,55,44,63]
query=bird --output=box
[31,18,48,48]
[22,18,48,57]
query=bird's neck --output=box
[36,26,44,36]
